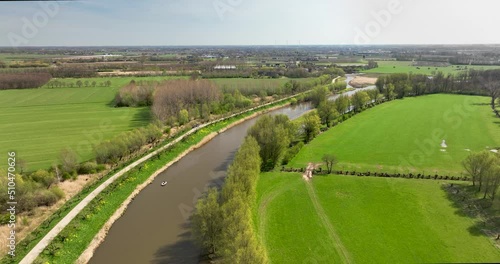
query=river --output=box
[89,80,375,264]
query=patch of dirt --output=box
[303,163,314,181]
[349,76,377,88]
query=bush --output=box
[36,190,59,207]
[17,193,37,212]
[50,186,65,200]
[30,169,56,188]
[78,161,98,174]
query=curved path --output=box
[305,182,352,264]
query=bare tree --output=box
[322,154,338,174]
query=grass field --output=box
[0,76,185,171]
[255,172,500,263]
[0,76,305,171]
[362,61,500,75]
[289,94,500,175]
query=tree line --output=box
[192,136,268,263]
[375,69,500,108]
[462,151,500,201]
[0,72,51,90]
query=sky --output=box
[1,0,500,46]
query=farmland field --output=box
[0,83,143,171]
[0,76,188,171]
[362,61,500,75]
[255,172,500,263]
[289,94,500,175]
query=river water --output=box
[89,103,313,264]
[89,81,375,264]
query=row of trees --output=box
[375,69,500,108]
[192,136,268,263]
[0,72,51,90]
[94,124,163,164]
[462,151,500,201]
[46,79,112,89]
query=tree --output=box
[486,164,500,201]
[367,89,380,103]
[385,83,396,100]
[248,115,292,171]
[311,86,329,107]
[76,80,83,88]
[317,101,339,127]
[192,188,222,255]
[351,91,370,112]
[178,109,189,125]
[60,148,78,175]
[301,111,321,143]
[334,95,349,115]
[322,154,338,174]
[462,151,495,191]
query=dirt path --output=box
[302,163,315,181]
[305,181,352,264]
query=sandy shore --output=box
[349,76,377,88]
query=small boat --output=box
[161,181,168,186]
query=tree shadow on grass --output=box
[470,102,491,106]
[441,184,500,239]
[130,107,153,126]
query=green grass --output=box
[362,61,500,75]
[289,94,500,175]
[0,76,184,171]
[255,173,500,263]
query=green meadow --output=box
[0,76,305,171]
[0,76,184,171]
[362,61,500,75]
[289,94,500,175]
[255,172,500,263]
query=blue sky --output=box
[1,0,500,46]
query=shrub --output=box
[78,161,98,174]
[50,186,65,200]
[36,190,59,207]
[30,169,56,188]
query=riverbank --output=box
[15,93,306,264]
[77,102,293,263]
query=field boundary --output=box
[280,168,470,181]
